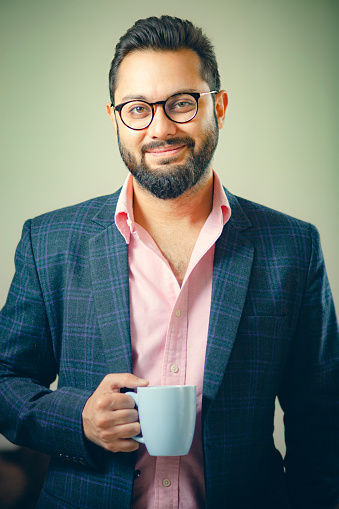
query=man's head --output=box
[106,16,228,200]
[109,15,221,105]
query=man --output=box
[0,15,338,509]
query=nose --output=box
[146,104,177,139]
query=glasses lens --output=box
[165,94,198,123]
[121,101,152,129]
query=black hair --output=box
[109,15,221,104]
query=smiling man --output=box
[109,49,223,203]
[0,15,338,509]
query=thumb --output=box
[101,373,149,392]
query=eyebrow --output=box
[119,89,199,104]
[120,94,148,103]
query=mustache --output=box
[141,137,195,154]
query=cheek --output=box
[178,122,201,142]
[193,118,216,144]
[192,107,216,135]
[118,126,145,150]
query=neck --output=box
[132,169,214,231]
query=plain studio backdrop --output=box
[0,0,338,457]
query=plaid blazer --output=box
[0,187,338,509]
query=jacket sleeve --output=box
[0,220,100,468]
[278,224,339,508]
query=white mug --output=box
[126,385,196,456]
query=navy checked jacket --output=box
[0,187,338,509]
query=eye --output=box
[174,100,193,109]
[167,95,196,114]
[124,102,151,118]
[131,106,146,114]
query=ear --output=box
[106,103,117,132]
[215,90,228,129]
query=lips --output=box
[145,144,185,157]
[141,137,195,157]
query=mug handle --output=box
[125,391,145,444]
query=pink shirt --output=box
[115,172,231,509]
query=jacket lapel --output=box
[89,193,132,374]
[203,190,254,412]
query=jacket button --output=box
[162,478,171,487]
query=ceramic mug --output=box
[126,385,196,456]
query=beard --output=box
[117,121,219,200]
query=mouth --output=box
[144,144,186,159]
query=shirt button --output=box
[162,478,171,487]
[170,364,179,373]
[175,309,181,317]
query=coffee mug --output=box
[126,385,196,456]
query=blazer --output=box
[0,187,338,509]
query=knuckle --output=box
[95,396,106,410]
[123,372,138,385]
[100,429,114,443]
[95,414,109,429]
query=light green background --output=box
[0,0,338,456]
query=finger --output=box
[109,393,138,411]
[115,422,141,439]
[99,422,141,446]
[110,439,140,453]
[110,408,139,426]
[94,408,139,430]
[95,393,138,411]
[91,408,139,434]
[100,373,149,392]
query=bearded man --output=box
[0,15,338,509]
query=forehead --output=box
[115,49,209,102]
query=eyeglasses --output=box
[112,91,217,131]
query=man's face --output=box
[107,49,227,199]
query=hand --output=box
[82,373,149,453]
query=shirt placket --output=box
[162,283,188,386]
[154,283,188,509]
[154,456,180,509]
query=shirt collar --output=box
[212,171,231,227]
[115,174,135,243]
[115,171,231,244]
